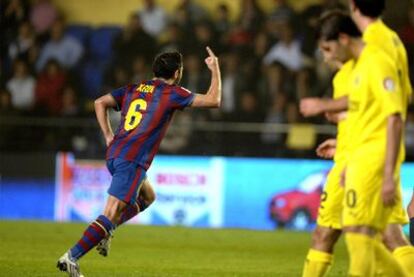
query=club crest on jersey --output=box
[383,77,395,92]
[354,76,361,86]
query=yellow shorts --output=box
[342,161,407,231]
[316,162,345,229]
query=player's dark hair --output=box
[317,10,362,41]
[152,51,183,80]
[353,0,385,18]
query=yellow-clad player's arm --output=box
[372,55,404,206]
[383,114,403,206]
[300,96,348,117]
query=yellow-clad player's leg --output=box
[383,177,414,276]
[302,163,344,277]
[343,161,407,277]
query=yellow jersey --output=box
[332,60,354,164]
[347,45,405,165]
[363,19,412,110]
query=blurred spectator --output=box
[230,92,264,156]
[221,53,245,115]
[60,85,80,116]
[399,5,414,78]
[177,0,208,22]
[8,21,35,61]
[247,31,271,82]
[181,53,209,94]
[137,0,168,37]
[227,22,254,52]
[266,0,297,41]
[36,19,84,72]
[236,92,264,122]
[264,21,311,100]
[35,59,66,114]
[0,88,18,115]
[159,112,192,154]
[263,22,303,72]
[104,65,130,91]
[6,59,35,111]
[113,13,156,69]
[30,0,58,36]
[300,0,345,57]
[239,0,265,33]
[400,6,414,46]
[131,55,151,83]
[159,22,189,53]
[261,95,287,148]
[0,88,19,150]
[1,0,29,38]
[269,0,296,23]
[193,21,221,56]
[214,4,231,38]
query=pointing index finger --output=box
[206,46,216,57]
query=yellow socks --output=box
[302,249,333,277]
[345,233,375,277]
[393,245,414,276]
[374,240,407,277]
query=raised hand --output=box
[205,46,219,71]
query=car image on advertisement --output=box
[269,171,328,230]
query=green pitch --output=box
[0,221,348,276]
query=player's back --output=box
[347,44,405,165]
[106,79,194,169]
[363,20,412,106]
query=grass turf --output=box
[0,221,348,276]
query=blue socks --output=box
[69,215,115,260]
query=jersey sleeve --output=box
[371,56,404,117]
[170,86,195,110]
[110,86,128,111]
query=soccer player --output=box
[348,0,414,273]
[310,12,408,276]
[57,47,222,277]
[302,23,357,276]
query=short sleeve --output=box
[110,86,127,111]
[170,86,195,110]
[371,56,404,116]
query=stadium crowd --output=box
[1,0,414,158]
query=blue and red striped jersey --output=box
[106,79,195,169]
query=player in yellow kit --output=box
[302,55,355,276]
[349,0,414,274]
[310,11,409,276]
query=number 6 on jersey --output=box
[124,99,147,131]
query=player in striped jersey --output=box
[57,47,222,277]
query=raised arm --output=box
[94,94,118,146]
[191,47,222,108]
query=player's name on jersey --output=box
[136,84,155,94]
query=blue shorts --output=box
[106,158,147,204]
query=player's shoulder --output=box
[338,60,354,75]
[170,85,193,96]
[363,45,393,65]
